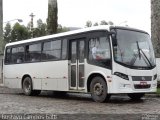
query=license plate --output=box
[140,81,147,85]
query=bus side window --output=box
[62,39,67,59]
[42,40,61,61]
[11,46,25,64]
[25,44,41,62]
[88,37,111,68]
[89,37,110,60]
[5,48,11,64]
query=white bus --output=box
[3,26,157,102]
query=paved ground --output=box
[0,87,160,120]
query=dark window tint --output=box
[71,41,77,63]
[11,46,25,64]
[79,41,85,63]
[26,43,41,62]
[79,65,84,87]
[5,48,11,64]
[42,40,61,60]
[71,65,76,87]
[62,39,67,59]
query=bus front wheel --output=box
[128,93,145,100]
[90,76,110,102]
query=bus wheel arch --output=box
[87,73,107,92]
[21,74,31,89]
[87,73,111,102]
[21,75,41,96]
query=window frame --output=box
[87,31,112,69]
[41,39,62,61]
[25,42,42,62]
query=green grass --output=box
[157,88,160,94]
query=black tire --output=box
[128,93,145,100]
[90,76,110,102]
[22,77,33,96]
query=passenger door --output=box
[69,39,85,90]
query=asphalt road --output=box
[0,87,160,120]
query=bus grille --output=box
[134,84,151,89]
[132,76,152,81]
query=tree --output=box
[86,21,92,27]
[108,21,114,25]
[10,23,30,42]
[3,23,12,43]
[151,0,160,57]
[47,0,58,35]
[93,22,99,26]
[85,20,114,27]
[100,20,108,25]
[57,24,70,33]
[33,19,47,37]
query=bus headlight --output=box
[114,72,129,80]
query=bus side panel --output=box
[4,60,69,91]
[4,65,22,89]
[41,60,69,91]
[4,63,42,89]
[85,63,112,93]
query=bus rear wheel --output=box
[22,77,41,96]
[90,76,110,103]
[128,93,145,100]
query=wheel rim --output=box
[93,83,103,96]
[24,80,31,93]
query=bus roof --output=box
[5,25,148,47]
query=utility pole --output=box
[0,0,3,84]
[0,0,3,54]
[29,13,35,38]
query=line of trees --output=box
[3,19,70,43]
[85,20,114,27]
[3,19,114,44]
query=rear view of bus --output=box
[109,27,157,99]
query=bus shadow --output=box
[108,96,144,104]
[17,91,145,104]
[38,91,93,102]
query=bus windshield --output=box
[113,29,156,69]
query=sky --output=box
[3,0,151,34]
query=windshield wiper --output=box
[136,41,141,59]
[136,41,152,68]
